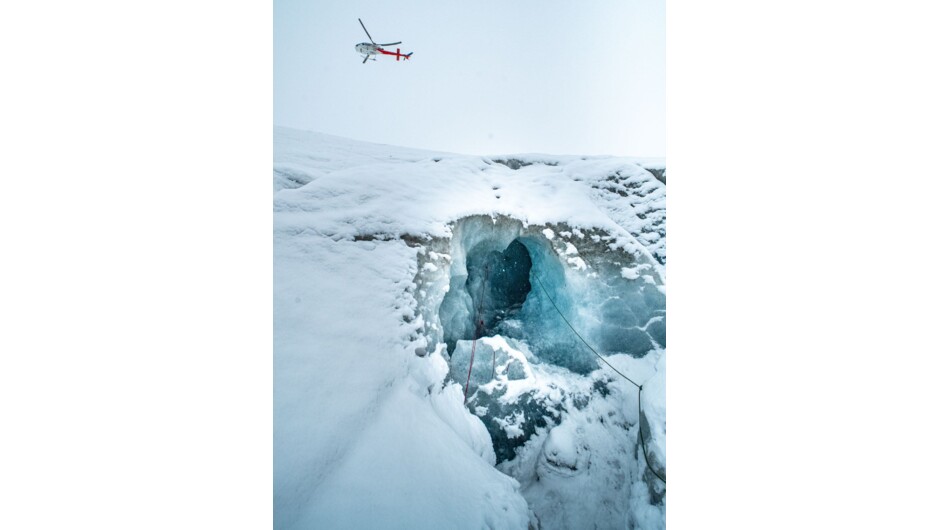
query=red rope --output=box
[463,264,489,404]
[463,338,477,404]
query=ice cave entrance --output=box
[446,238,532,349]
[422,215,665,464]
[437,222,598,376]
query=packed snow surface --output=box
[274,126,666,529]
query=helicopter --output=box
[355,18,413,64]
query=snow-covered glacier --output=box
[274,126,666,529]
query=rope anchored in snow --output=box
[638,386,667,484]
[533,274,666,484]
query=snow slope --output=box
[274,126,666,529]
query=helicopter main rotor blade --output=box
[358,18,375,44]
[377,41,401,46]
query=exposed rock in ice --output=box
[449,336,535,398]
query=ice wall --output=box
[413,215,666,464]
[427,215,665,375]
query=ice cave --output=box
[414,215,666,466]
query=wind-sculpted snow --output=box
[274,126,666,529]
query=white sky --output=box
[275,0,665,157]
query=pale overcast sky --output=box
[274,0,665,157]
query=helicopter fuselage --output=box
[355,42,379,56]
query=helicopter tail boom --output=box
[377,47,413,61]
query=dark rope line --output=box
[533,273,665,484]
[533,275,642,389]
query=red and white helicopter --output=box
[355,19,413,64]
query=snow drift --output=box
[274,127,666,529]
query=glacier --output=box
[274,126,666,529]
